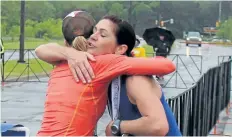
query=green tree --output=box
[132,3,152,22]
[9,25,20,41]
[87,2,107,21]
[25,26,35,37]
[34,21,51,38]
[1,1,20,33]
[217,18,232,40]
[25,1,56,22]
[108,3,124,17]
[149,1,160,10]
[25,19,38,27]
[34,19,63,39]
[49,1,96,19]
[2,1,231,39]
[49,19,63,39]
[116,1,159,35]
[1,23,7,37]
[131,2,154,34]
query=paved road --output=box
[4,50,36,61]
[162,41,232,98]
[1,40,232,135]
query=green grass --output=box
[3,38,63,49]
[3,58,53,79]
[2,38,61,79]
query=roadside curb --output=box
[1,73,49,86]
[180,41,232,45]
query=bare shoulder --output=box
[126,75,160,88]
[126,75,162,99]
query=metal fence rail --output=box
[218,55,232,65]
[1,49,53,82]
[147,52,203,89]
[167,59,231,136]
[2,50,203,85]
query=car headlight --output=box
[199,38,202,41]
[187,38,190,40]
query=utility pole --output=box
[128,1,132,25]
[18,0,25,63]
[218,1,222,22]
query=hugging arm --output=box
[35,43,96,83]
[35,43,69,65]
[94,54,175,81]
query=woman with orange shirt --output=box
[36,11,175,136]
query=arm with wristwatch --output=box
[111,120,124,136]
[106,76,169,136]
[110,120,134,136]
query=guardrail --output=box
[167,58,231,136]
[147,53,203,89]
[1,49,53,82]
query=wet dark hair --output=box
[102,15,137,85]
[102,15,136,56]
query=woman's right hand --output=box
[65,47,96,83]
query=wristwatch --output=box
[111,119,121,136]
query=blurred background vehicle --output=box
[185,31,202,47]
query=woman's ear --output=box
[115,44,128,55]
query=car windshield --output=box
[188,32,200,37]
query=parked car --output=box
[186,31,202,47]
